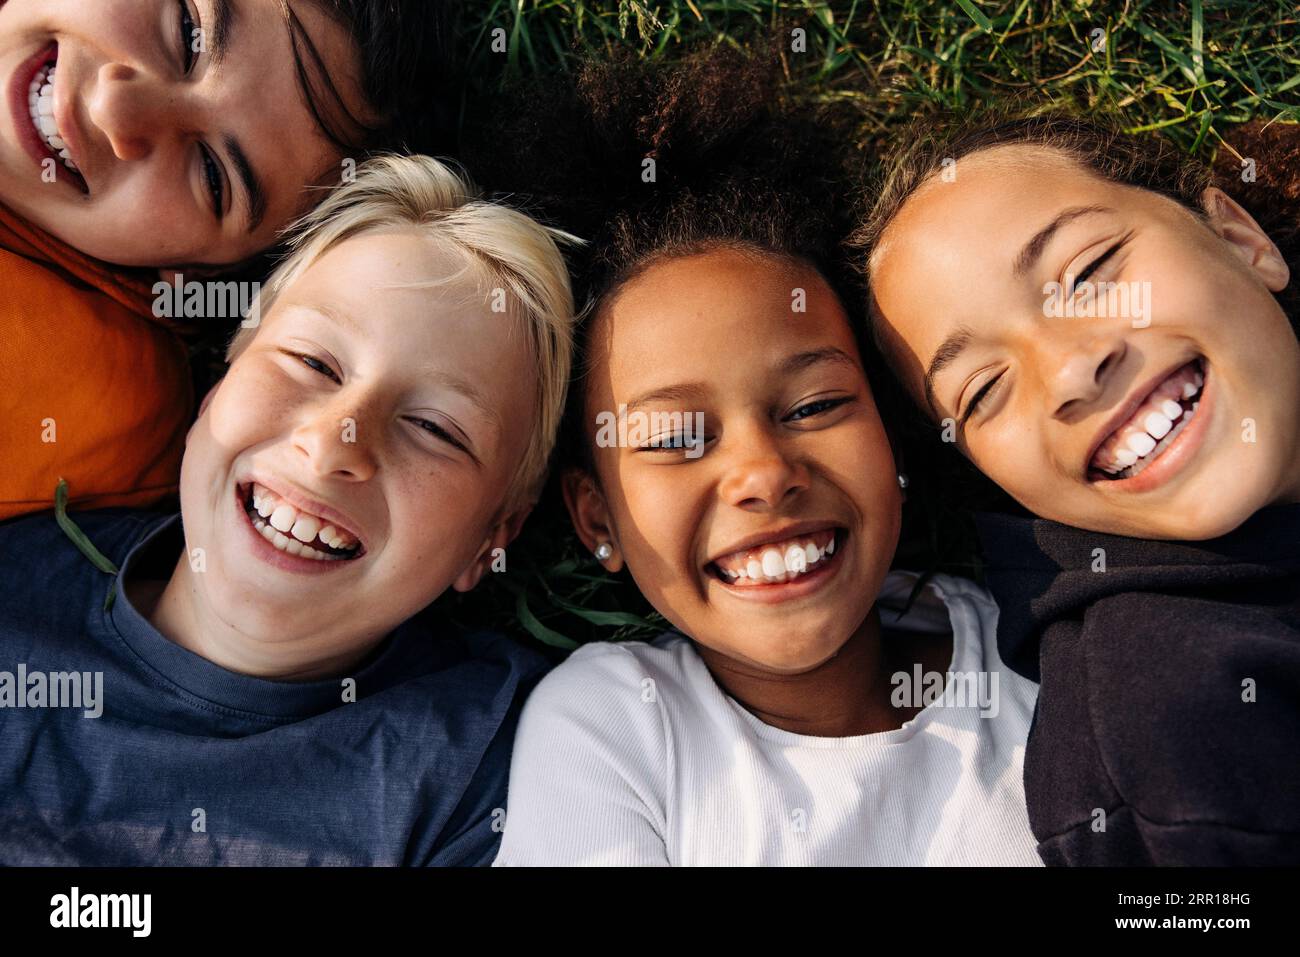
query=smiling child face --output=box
[177,226,538,659]
[568,247,901,675]
[870,145,1300,540]
[0,0,366,267]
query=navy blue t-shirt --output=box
[0,509,549,865]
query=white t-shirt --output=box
[495,572,1042,866]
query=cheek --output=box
[382,465,494,568]
[606,466,704,591]
[207,366,299,446]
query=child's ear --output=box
[451,504,534,594]
[1201,187,1290,291]
[561,467,624,572]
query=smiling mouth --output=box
[239,482,364,561]
[708,528,843,586]
[1089,358,1205,482]
[24,46,87,192]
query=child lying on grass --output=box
[0,154,576,865]
[488,51,1042,866]
[854,109,1300,864]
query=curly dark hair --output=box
[466,42,885,465]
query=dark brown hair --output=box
[466,44,877,472]
[287,0,459,157]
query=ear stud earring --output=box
[897,473,909,489]
[594,542,613,561]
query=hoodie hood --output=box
[974,504,1300,682]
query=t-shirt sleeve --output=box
[493,645,670,866]
[419,704,518,867]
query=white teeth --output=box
[1160,399,1183,420]
[825,536,835,555]
[1144,411,1173,440]
[290,515,320,544]
[1116,447,1138,467]
[717,533,838,585]
[257,496,274,518]
[1126,432,1157,456]
[761,549,785,578]
[249,510,342,562]
[1182,381,1198,399]
[27,61,79,174]
[269,504,296,533]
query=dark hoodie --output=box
[975,504,1300,866]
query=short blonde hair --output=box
[228,154,578,510]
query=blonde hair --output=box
[228,154,579,511]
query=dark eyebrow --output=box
[1013,205,1113,278]
[625,383,709,415]
[223,133,267,235]
[778,347,861,377]
[207,0,235,69]
[922,325,974,416]
[624,348,860,414]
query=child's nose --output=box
[1042,334,1127,420]
[717,431,809,511]
[87,61,176,162]
[290,409,379,484]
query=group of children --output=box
[0,3,1296,866]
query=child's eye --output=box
[1073,238,1125,287]
[408,418,469,454]
[177,0,198,75]
[638,434,694,452]
[786,396,850,422]
[297,353,340,383]
[960,372,1005,424]
[199,143,225,219]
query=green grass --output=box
[459,1,1298,155]
[442,1,1299,651]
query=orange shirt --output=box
[0,205,192,521]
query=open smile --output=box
[1085,357,1212,492]
[706,525,846,603]
[234,481,366,573]
[10,43,88,193]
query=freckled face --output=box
[578,248,901,674]
[180,227,538,656]
[871,146,1300,539]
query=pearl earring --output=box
[897,473,909,489]
[594,542,613,561]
